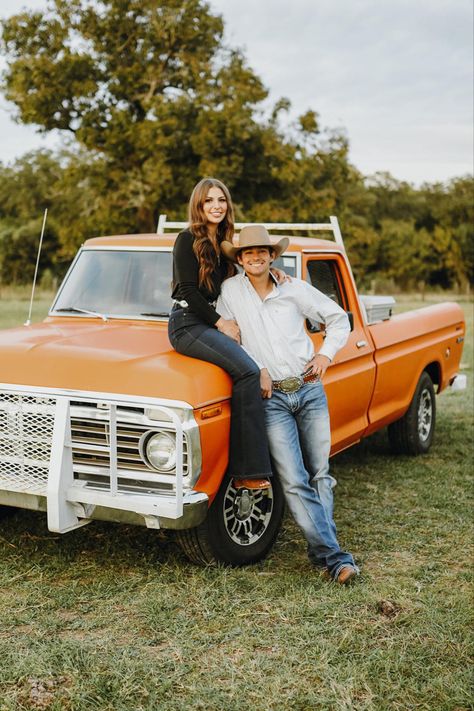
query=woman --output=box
[168,177,272,489]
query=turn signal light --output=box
[201,405,222,420]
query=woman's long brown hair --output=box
[188,178,237,291]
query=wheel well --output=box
[424,361,441,391]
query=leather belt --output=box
[272,370,319,394]
[172,299,217,309]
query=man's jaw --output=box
[243,264,272,280]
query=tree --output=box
[0,152,65,283]
[2,1,471,290]
[0,0,276,231]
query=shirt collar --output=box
[241,271,279,301]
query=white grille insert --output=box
[0,392,191,498]
[0,392,56,494]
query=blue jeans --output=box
[263,381,356,578]
[168,307,272,479]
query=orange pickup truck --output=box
[0,219,466,566]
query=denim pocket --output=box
[168,310,207,348]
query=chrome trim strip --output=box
[52,314,169,323]
[84,246,173,251]
[0,384,193,410]
[73,463,189,485]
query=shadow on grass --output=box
[1,507,185,574]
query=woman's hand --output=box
[260,368,273,398]
[270,267,291,284]
[216,317,241,343]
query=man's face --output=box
[238,247,274,277]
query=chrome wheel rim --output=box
[418,388,433,442]
[223,481,274,546]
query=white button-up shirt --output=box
[217,273,350,381]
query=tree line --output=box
[0,0,472,291]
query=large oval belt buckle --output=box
[280,376,303,394]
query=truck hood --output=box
[0,319,232,408]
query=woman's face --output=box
[202,186,228,227]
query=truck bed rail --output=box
[156,214,345,248]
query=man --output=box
[217,225,359,584]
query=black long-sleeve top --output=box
[171,229,229,326]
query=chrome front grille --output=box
[70,404,190,494]
[0,391,192,498]
[0,392,55,495]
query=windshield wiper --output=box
[140,312,169,317]
[56,306,109,322]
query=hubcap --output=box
[223,481,274,546]
[417,388,433,442]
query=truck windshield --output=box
[52,249,173,319]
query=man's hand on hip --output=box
[306,354,331,380]
[260,368,273,398]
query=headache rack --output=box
[157,214,395,326]
[157,214,346,249]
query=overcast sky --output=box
[0,0,472,185]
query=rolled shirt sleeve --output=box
[299,281,350,361]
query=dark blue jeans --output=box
[168,307,272,479]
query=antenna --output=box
[24,208,48,327]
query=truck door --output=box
[304,255,376,453]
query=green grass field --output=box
[0,293,472,710]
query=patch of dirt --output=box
[20,676,70,709]
[56,610,78,622]
[0,624,32,639]
[377,599,402,618]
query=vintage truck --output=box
[0,218,466,566]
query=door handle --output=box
[356,340,367,348]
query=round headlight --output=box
[144,432,176,472]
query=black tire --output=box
[388,371,436,455]
[177,475,285,566]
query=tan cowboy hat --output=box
[221,225,289,263]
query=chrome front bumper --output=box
[0,488,209,530]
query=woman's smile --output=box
[203,186,228,225]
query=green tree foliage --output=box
[0,1,472,289]
[0,152,62,283]
[1,0,276,232]
[361,174,473,290]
